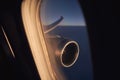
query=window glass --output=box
[41,0,93,80]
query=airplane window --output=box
[40,0,93,80]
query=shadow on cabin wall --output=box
[78,0,118,80]
[0,0,40,80]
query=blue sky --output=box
[41,0,86,26]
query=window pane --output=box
[41,0,93,80]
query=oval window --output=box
[40,0,93,80]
